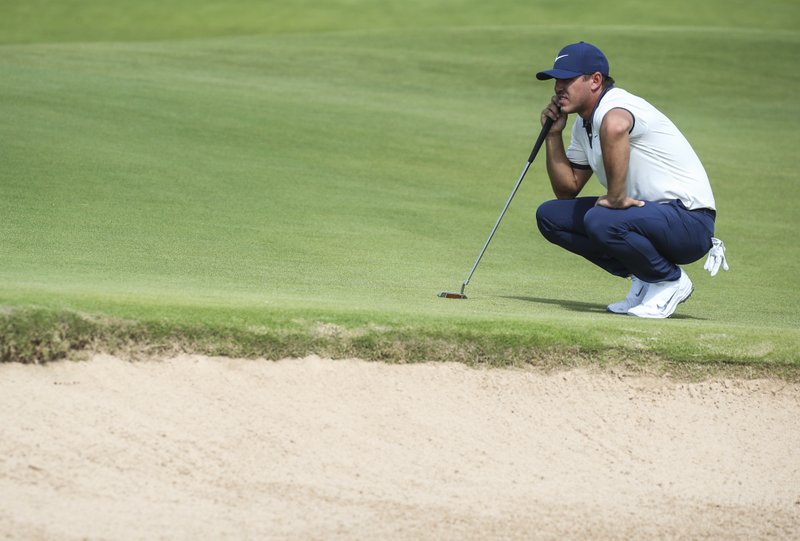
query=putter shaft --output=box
[440,117,554,299]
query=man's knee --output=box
[535,199,561,238]
[583,206,622,245]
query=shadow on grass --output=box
[503,296,704,320]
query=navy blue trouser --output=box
[536,197,715,283]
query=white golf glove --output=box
[703,237,729,277]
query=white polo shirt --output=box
[566,87,716,211]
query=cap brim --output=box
[536,68,583,81]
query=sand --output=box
[1,354,799,540]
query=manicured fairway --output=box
[1,1,799,368]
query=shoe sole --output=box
[628,285,693,319]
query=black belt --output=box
[677,199,716,219]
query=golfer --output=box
[535,41,726,318]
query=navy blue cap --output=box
[536,42,610,80]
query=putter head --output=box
[437,291,467,299]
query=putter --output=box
[438,117,554,299]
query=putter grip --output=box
[528,116,554,163]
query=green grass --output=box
[1,1,799,373]
[2,0,797,44]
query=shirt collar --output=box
[582,84,615,144]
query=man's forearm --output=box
[601,132,630,205]
[599,109,635,207]
[545,134,581,199]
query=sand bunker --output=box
[2,354,799,539]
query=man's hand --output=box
[541,96,567,133]
[595,195,645,209]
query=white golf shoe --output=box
[607,277,649,314]
[627,269,693,319]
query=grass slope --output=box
[1,1,799,370]
[2,0,797,44]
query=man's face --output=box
[553,75,590,114]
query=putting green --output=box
[1,1,799,367]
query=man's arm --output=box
[541,97,592,199]
[596,108,644,209]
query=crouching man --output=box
[535,41,726,318]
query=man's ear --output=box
[590,72,604,92]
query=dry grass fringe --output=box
[1,306,798,382]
